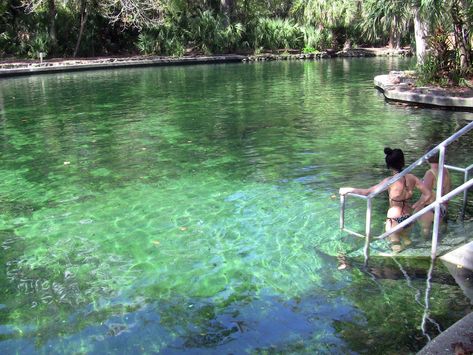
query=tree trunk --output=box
[343,38,351,51]
[74,0,88,57]
[47,0,57,52]
[389,15,401,50]
[220,0,235,24]
[451,0,471,72]
[413,6,429,64]
[393,29,401,50]
[389,32,401,50]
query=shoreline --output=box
[0,54,246,77]
[0,47,411,78]
[2,48,473,111]
[374,71,473,112]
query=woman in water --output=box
[418,148,451,237]
[339,147,432,252]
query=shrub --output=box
[222,22,244,52]
[189,10,224,54]
[303,46,316,54]
[416,53,445,86]
[136,24,186,57]
[188,10,244,54]
[253,17,303,51]
[416,28,459,86]
[27,31,49,58]
[137,32,158,55]
[300,25,332,51]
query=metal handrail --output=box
[340,120,473,262]
[375,178,473,258]
[445,163,473,220]
[366,121,473,199]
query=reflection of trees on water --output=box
[2,61,471,194]
[1,61,472,352]
[420,260,442,342]
[335,257,470,353]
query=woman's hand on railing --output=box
[412,177,433,212]
[411,202,423,213]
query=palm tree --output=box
[302,0,362,50]
[360,0,446,65]
[412,0,434,64]
[360,0,411,49]
[414,0,471,70]
[450,0,471,72]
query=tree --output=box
[21,0,58,51]
[220,0,235,21]
[413,2,430,64]
[73,0,89,57]
[361,0,411,49]
[415,0,471,73]
[300,0,362,49]
[450,0,471,72]
[46,0,57,49]
[99,0,165,29]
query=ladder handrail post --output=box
[366,121,473,201]
[374,178,473,241]
[431,204,441,260]
[436,145,446,202]
[339,121,473,256]
[461,168,469,220]
[430,145,446,260]
[363,198,372,264]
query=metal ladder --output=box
[340,120,473,263]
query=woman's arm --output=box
[422,169,435,191]
[339,178,389,196]
[412,176,432,211]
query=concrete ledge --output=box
[0,49,413,78]
[0,55,246,78]
[417,312,473,354]
[441,241,473,271]
[418,242,473,354]
[374,71,473,111]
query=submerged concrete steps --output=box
[347,221,473,260]
[348,226,473,355]
[347,234,471,260]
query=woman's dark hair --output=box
[426,144,439,163]
[384,147,405,171]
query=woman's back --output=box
[388,174,416,208]
[424,166,451,204]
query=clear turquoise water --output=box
[0,58,472,354]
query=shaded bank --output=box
[0,48,411,78]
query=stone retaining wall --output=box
[0,48,412,78]
[374,71,473,110]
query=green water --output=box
[0,58,472,354]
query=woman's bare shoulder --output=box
[406,173,422,185]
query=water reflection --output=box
[442,260,473,304]
[421,261,442,342]
[1,59,472,353]
[343,254,467,352]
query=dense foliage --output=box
[0,0,472,82]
